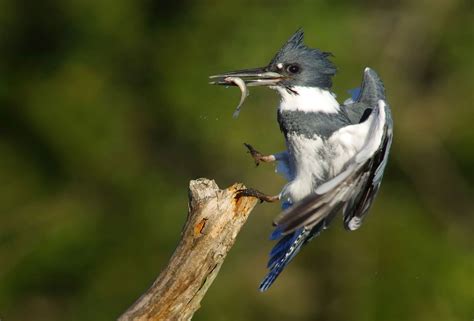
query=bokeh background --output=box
[1,0,473,320]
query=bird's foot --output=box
[244,143,275,166]
[235,188,279,203]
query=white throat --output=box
[275,86,340,113]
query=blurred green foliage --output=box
[0,0,473,320]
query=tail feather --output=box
[260,192,341,291]
[259,228,309,292]
[260,218,329,291]
[268,232,300,268]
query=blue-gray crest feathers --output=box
[269,29,337,88]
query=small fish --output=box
[224,76,249,118]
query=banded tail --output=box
[259,228,309,291]
[259,219,328,292]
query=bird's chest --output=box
[284,133,330,182]
[280,133,330,201]
[277,111,353,186]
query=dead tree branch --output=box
[118,178,258,321]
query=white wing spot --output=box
[348,217,362,231]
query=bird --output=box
[209,29,393,291]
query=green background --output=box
[1,0,473,320]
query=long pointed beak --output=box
[209,67,284,87]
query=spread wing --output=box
[274,68,393,234]
[342,67,387,124]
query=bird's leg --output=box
[235,188,280,203]
[244,143,276,166]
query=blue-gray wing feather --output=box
[342,68,393,230]
[343,68,386,124]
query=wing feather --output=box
[342,67,386,124]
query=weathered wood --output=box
[118,178,258,321]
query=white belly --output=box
[281,133,328,203]
[280,124,369,203]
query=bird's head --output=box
[210,29,337,91]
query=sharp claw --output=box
[235,189,249,200]
[244,142,264,166]
[235,188,249,199]
[235,188,276,203]
[244,143,255,153]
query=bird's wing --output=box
[340,68,393,230]
[274,69,392,234]
[342,67,386,124]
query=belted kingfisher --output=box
[210,29,393,291]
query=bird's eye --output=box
[287,64,300,74]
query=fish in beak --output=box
[209,67,283,87]
[209,67,284,118]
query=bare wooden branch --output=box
[118,178,258,321]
